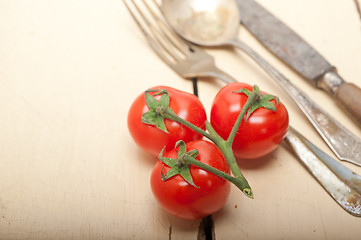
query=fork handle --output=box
[202,68,238,84]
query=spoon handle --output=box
[201,67,238,84]
[230,38,361,167]
[285,126,361,217]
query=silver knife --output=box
[236,0,361,127]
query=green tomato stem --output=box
[205,120,220,138]
[225,91,258,147]
[157,100,257,199]
[214,140,253,198]
[159,106,218,143]
[183,155,253,198]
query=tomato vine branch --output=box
[182,154,252,197]
[141,86,278,199]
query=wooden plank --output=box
[0,0,361,239]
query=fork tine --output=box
[124,0,188,66]
[124,0,238,83]
[146,0,196,55]
[124,0,177,66]
[140,0,185,60]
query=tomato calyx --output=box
[234,85,279,120]
[159,140,254,196]
[159,140,199,188]
[141,89,175,133]
[226,85,279,147]
[142,88,213,139]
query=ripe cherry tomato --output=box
[128,86,207,157]
[210,82,289,159]
[150,140,231,220]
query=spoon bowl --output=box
[162,0,240,46]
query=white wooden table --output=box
[1,0,361,239]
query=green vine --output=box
[141,86,279,199]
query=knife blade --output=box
[236,0,361,126]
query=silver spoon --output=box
[161,0,361,167]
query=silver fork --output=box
[124,0,361,216]
[123,0,237,84]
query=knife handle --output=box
[318,71,361,127]
[335,83,361,127]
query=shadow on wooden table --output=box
[236,149,279,169]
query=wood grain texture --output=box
[0,0,361,239]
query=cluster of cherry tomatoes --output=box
[128,82,289,220]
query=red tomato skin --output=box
[211,82,289,159]
[128,86,207,156]
[150,140,231,220]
